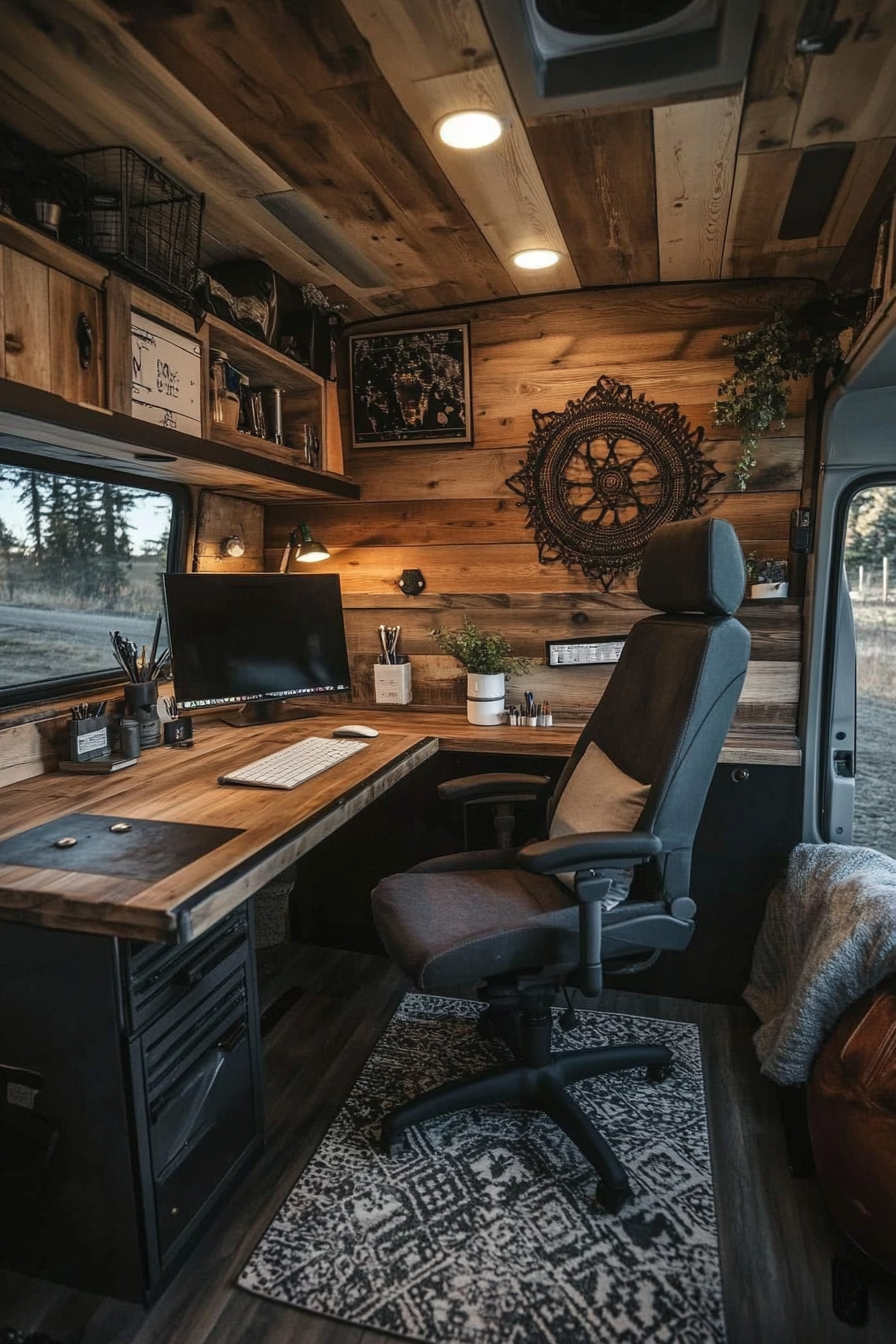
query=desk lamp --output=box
[280,522,330,571]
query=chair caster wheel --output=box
[646,1062,673,1084]
[380,1126,407,1158]
[559,1007,579,1032]
[595,1180,631,1213]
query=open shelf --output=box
[205,314,332,471]
[205,315,326,391]
[0,377,359,502]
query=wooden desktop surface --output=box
[0,709,800,944]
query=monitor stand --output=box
[219,700,322,728]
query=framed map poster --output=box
[349,324,472,448]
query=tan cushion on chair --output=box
[549,743,651,896]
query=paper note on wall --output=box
[131,314,202,437]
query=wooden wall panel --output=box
[267,281,811,731]
[193,492,265,573]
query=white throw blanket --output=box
[744,843,896,1085]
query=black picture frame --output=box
[349,324,473,448]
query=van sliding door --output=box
[802,380,896,851]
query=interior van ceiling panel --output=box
[0,1,893,312]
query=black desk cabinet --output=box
[0,904,264,1302]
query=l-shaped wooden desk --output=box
[0,708,800,1301]
[0,709,800,944]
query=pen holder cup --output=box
[69,716,112,764]
[123,682,162,748]
[373,656,412,705]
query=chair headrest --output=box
[637,517,746,615]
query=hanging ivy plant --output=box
[714,296,852,491]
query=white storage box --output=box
[131,313,203,436]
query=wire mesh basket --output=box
[63,146,203,304]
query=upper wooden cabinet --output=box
[1,244,106,409]
[0,219,355,500]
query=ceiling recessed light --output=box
[512,248,562,270]
[436,110,503,149]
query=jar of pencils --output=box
[123,681,162,748]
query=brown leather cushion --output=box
[807,974,896,1271]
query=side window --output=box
[0,461,182,704]
[845,485,896,856]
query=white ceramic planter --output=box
[750,581,789,600]
[466,672,505,726]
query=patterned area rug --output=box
[240,994,726,1344]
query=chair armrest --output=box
[437,773,553,803]
[516,830,661,874]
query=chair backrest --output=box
[548,517,751,904]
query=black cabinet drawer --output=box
[153,1012,257,1266]
[124,906,248,1035]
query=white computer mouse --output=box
[332,724,380,738]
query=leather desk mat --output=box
[0,814,244,883]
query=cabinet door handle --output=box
[76,311,93,370]
[4,333,24,354]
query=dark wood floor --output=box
[2,944,895,1344]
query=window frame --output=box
[0,448,191,710]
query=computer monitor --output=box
[162,572,352,726]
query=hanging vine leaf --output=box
[505,375,721,592]
[714,297,850,490]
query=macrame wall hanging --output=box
[505,375,722,591]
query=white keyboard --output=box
[218,736,368,790]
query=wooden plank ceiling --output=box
[0,0,894,313]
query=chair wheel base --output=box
[596,1180,631,1213]
[646,1062,674,1083]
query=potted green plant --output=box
[714,297,851,491]
[431,617,531,725]
[746,554,789,600]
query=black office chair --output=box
[371,517,750,1209]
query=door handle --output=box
[833,750,855,779]
[76,312,93,370]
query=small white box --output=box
[374,659,412,705]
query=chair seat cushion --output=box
[373,862,669,990]
[372,866,578,989]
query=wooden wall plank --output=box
[328,597,801,664]
[338,652,799,727]
[341,0,579,294]
[326,436,805,501]
[526,110,659,287]
[653,94,743,281]
[263,538,786,597]
[267,492,799,549]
